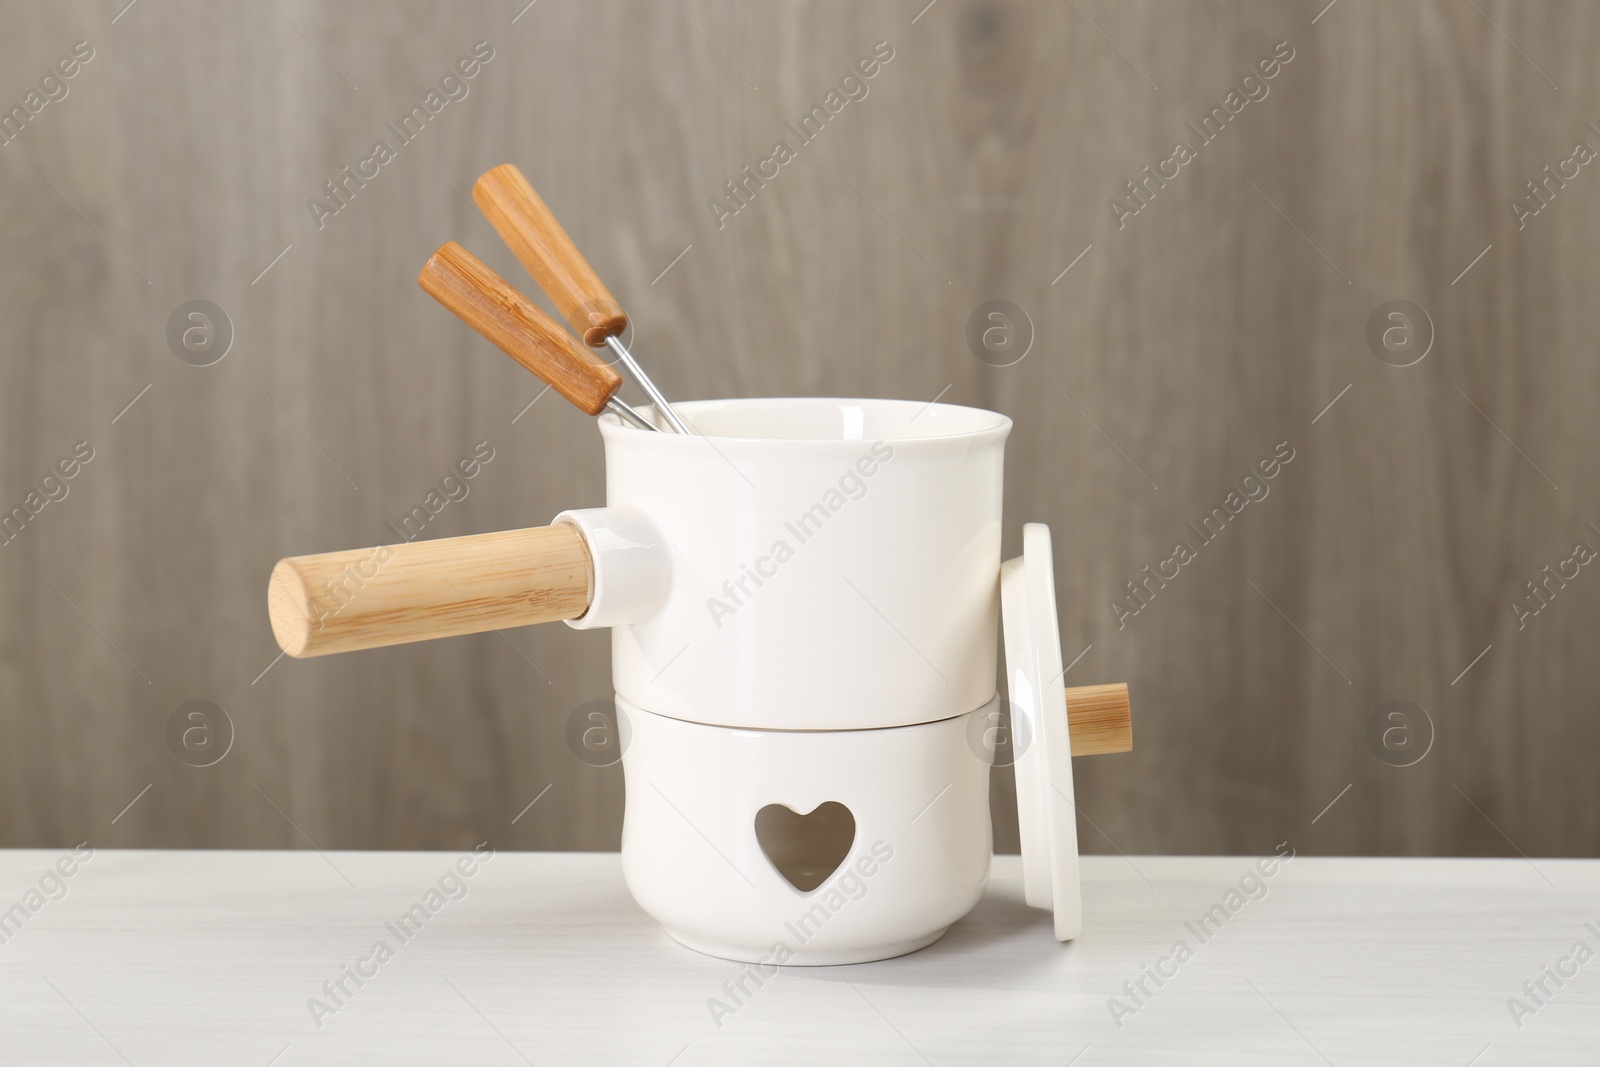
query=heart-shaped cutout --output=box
[754,802,856,893]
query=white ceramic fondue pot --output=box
[556,397,1008,730]
[552,401,1112,961]
[267,398,1133,966]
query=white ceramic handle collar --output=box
[553,505,671,630]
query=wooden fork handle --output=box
[419,241,622,415]
[473,163,627,347]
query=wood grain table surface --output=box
[0,850,1595,1065]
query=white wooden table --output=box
[0,850,1595,1065]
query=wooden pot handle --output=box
[473,163,626,347]
[268,525,591,658]
[1065,682,1133,756]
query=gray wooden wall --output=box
[2,0,1596,860]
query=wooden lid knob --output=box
[1065,682,1132,756]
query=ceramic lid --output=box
[999,522,1082,942]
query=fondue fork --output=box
[419,241,655,430]
[472,163,695,435]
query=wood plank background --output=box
[0,0,1596,860]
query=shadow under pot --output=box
[616,695,996,966]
